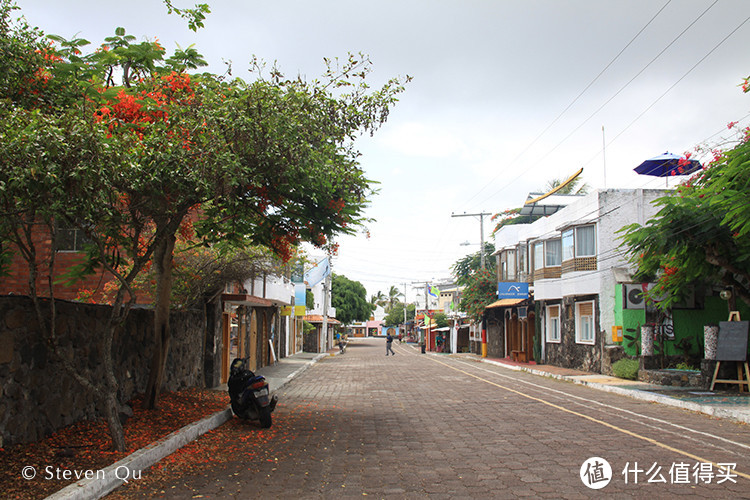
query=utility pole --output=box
[411,280,432,354]
[452,211,492,358]
[402,282,409,327]
[452,211,492,269]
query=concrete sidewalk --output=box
[249,351,333,394]
[47,350,335,500]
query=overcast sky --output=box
[15,0,750,302]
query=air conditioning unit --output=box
[624,284,645,309]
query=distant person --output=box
[336,332,344,353]
[386,332,395,356]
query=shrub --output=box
[612,358,639,380]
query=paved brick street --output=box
[110,338,750,499]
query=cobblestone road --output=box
[111,338,750,499]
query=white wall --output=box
[494,188,668,341]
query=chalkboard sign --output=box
[716,321,749,362]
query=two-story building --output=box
[492,189,668,371]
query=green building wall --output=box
[614,284,750,358]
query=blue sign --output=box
[497,282,529,299]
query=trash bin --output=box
[421,343,426,354]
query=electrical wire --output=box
[459,0,675,211]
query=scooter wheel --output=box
[259,407,272,428]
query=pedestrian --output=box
[336,332,344,353]
[386,332,395,356]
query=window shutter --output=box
[578,302,593,316]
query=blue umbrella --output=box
[634,152,702,178]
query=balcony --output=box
[243,274,294,306]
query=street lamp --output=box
[452,212,490,270]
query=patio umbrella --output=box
[634,152,702,178]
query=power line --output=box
[459,0,675,211]
[472,0,725,210]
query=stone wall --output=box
[0,296,205,447]
[485,309,505,359]
[544,295,602,372]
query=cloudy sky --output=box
[15,0,750,301]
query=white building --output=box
[493,189,666,371]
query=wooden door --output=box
[249,309,258,371]
[221,312,231,384]
[525,312,536,362]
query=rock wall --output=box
[0,296,204,447]
[544,295,602,372]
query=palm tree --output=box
[544,176,589,195]
[370,291,387,310]
[386,286,403,312]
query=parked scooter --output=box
[228,358,278,428]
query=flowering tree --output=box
[620,78,750,310]
[451,242,495,286]
[458,269,497,321]
[0,1,408,449]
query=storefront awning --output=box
[486,298,526,309]
[222,293,274,307]
[303,315,341,325]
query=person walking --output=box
[386,332,396,356]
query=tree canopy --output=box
[383,301,415,327]
[331,273,373,325]
[620,81,750,310]
[451,242,495,287]
[458,269,497,321]
[0,1,408,449]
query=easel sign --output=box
[710,313,750,391]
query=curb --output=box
[46,352,328,500]
[46,408,232,500]
[477,357,750,426]
[270,352,329,394]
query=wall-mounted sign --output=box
[498,282,529,299]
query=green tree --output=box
[451,242,495,287]
[543,176,589,195]
[386,285,403,312]
[459,269,497,321]
[331,273,372,325]
[383,301,415,327]
[621,78,750,310]
[0,2,408,449]
[370,290,386,310]
[432,311,449,328]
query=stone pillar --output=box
[641,325,654,356]
[704,325,718,360]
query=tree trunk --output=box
[103,390,126,451]
[143,232,176,409]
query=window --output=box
[506,250,516,280]
[546,305,561,342]
[562,229,575,261]
[55,220,90,252]
[545,238,561,267]
[575,301,595,344]
[500,250,516,281]
[518,244,527,275]
[576,225,596,257]
[534,242,544,271]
